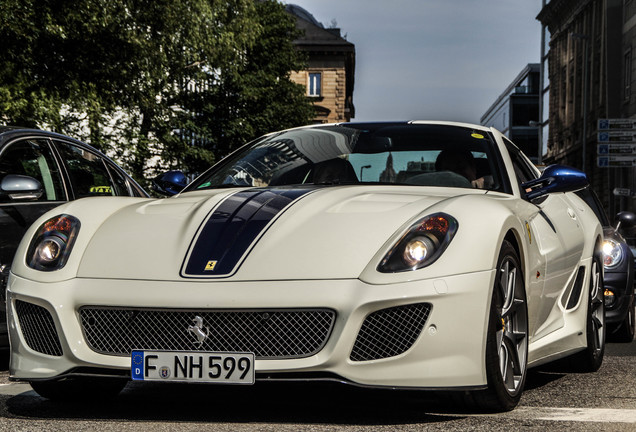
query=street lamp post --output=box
[360,165,371,181]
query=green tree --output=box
[0,0,313,182]
[186,0,315,160]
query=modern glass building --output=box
[480,64,541,163]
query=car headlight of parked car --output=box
[602,238,623,269]
[27,214,80,271]
[378,213,458,272]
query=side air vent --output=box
[565,266,586,310]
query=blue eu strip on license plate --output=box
[131,350,255,384]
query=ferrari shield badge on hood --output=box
[182,187,314,277]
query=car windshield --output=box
[185,123,506,192]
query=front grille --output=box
[15,300,63,356]
[350,303,431,362]
[80,307,335,359]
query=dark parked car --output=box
[0,127,148,346]
[576,187,635,342]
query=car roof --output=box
[290,120,493,133]
[0,127,90,148]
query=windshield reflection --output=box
[185,124,504,192]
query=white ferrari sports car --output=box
[7,121,604,412]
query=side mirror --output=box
[0,174,44,201]
[615,211,636,231]
[521,165,589,201]
[152,170,188,196]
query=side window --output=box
[55,141,125,198]
[503,137,539,185]
[0,139,66,201]
[105,162,134,196]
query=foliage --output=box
[184,0,315,161]
[0,0,314,183]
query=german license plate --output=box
[131,350,255,384]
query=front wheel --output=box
[569,257,606,372]
[463,241,528,412]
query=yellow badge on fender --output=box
[204,260,217,271]
[525,222,532,244]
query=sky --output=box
[283,0,543,124]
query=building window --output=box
[542,88,550,120]
[308,72,321,97]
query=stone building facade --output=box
[286,5,355,123]
[623,0,636,116]
[538,0,632,214]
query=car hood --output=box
[76,186,483,281]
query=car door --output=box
[533,193,586,335]
[0,137,67,281]
[505,139,586,339]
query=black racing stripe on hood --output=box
[183,187,314,277]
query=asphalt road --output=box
[0,341,634,431]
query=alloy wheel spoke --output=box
[503,334,522,375]
[499,261,516,315]
[499,342,511,387]
[590,262,600,299]
[592,320,601,350]
[591,263,604,351]
[502,298,524,320]
[500,336,521,390]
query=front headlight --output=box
[378,213,458,273]
[602,238,623,269]
[27,214,80,271]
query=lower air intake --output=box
[15,300,63,356]
[350,303,431,362]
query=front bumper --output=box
[604,271,635,325]
[7,270,494,390]
[0,269,8,348]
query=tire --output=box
[569,256,606,372]
[463,240,528,412]
[30,377,127,402]
[612,296,635,343]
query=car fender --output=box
[359,192,532,286]
[10,196,152,283]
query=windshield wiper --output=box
[195,184,252,191]
[312,180,360,186]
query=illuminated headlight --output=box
[602,238,623,269]
[27,214,80,271]
[403,236,436,267]
[378,213,458,272]
[34,237,65,263]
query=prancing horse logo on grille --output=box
[187,316,210,348]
